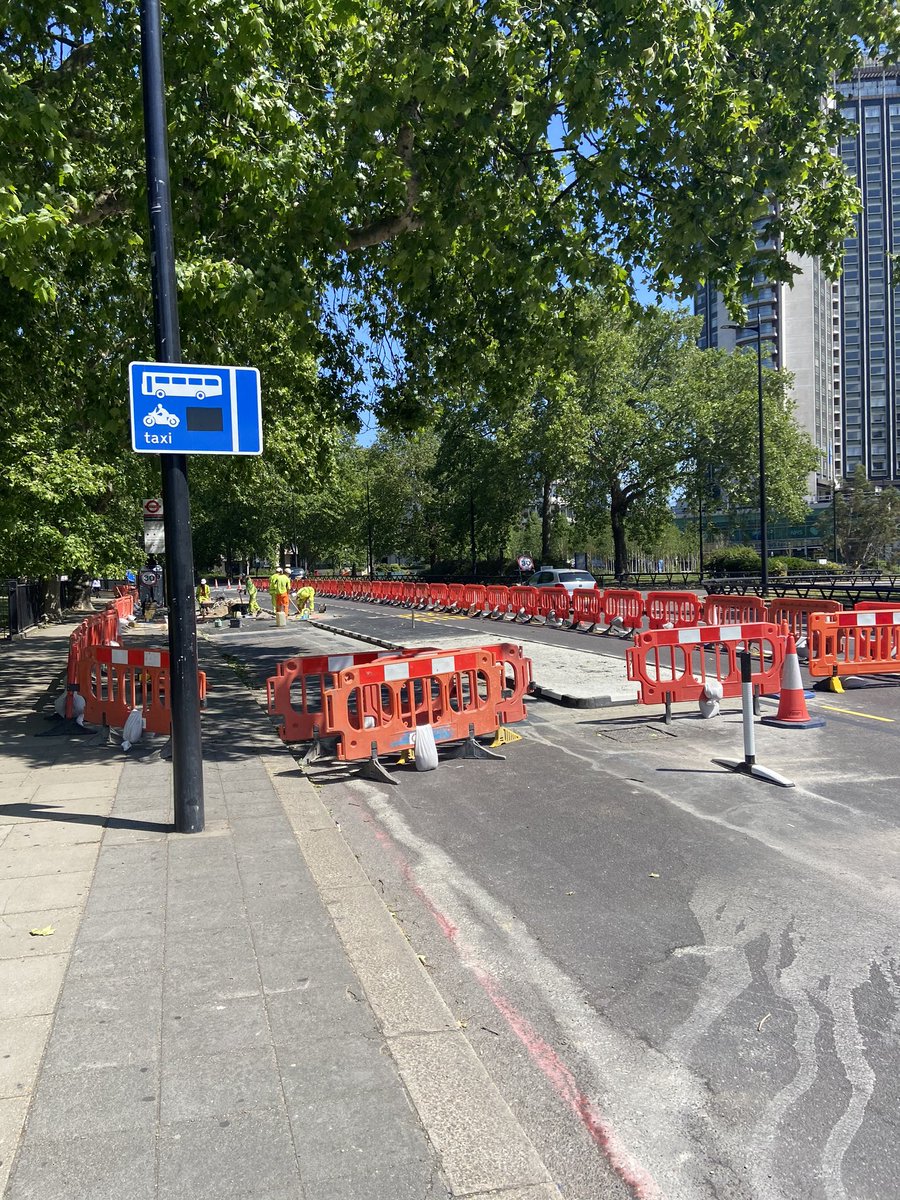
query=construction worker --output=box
[196,578,212,620]
[244,575,261,617]
[270,566,291,617]
[297,584,316,620]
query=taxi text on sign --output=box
[129,362,262,455]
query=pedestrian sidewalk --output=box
[1,622,560,1200]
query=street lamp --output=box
[725,322,770,597]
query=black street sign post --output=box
[138,0,204,833]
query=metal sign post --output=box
[139,0,204,833]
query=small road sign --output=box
[517,555,534,572]
[143,497,164,518]
[129,362,262,455]
[140,569,160,587]
[144,520,166,553]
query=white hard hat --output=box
[200,578,207,584]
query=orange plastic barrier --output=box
[807,609,900,679]
[446,584,466,611]
[766,597,841,642]
[428,583,449,610]
[570,588,604,630]
[646,591,702,630]
[78,644,207,735]
[463,584,487,615]
[485,585,510,618]
[627,622,786,707]
[267,648,437,743]
[508,585,538,621]
[530,586,570,625]
[704,595,768,627]
[327,649,505,762]
[602,589,644,632]
[481,643,533,723]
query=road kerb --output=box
[261,754,562,1200]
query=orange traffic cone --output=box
[761,634,825,729]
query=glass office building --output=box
[697,61,900,494]
[835,63,900,484]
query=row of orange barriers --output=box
[807,606,900,684]
[62,588,207,735]
[628,602,900,713]
[266,643,532,778]
[311,578,850,641]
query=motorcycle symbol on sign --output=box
[143,404,180,429]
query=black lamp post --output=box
[726,322,769,597]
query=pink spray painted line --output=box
[365,817,664,1200]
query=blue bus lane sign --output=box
[129,362,262,455]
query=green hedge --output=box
[705,548,840,576]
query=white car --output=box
[527,568,598,593]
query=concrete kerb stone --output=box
[261,756,561,1200]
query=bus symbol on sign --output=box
[142,371,224,401]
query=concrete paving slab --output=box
[25,1062,160,1138]
[1,821,103,850]
[40,1014,160,1073]
[302,1157,447,1200]
[0,870,93,915]
[161,993,270,1059]
[4,1127,156,1200]
[0,1016,51,1100]
[159,1047,283,1124]
[285,1087,430,1183]
[157,1112,302,1200]
[0,953,67,1019]
[0,907,81,960]
[0,840,98,881]
[0,1097,29,1196]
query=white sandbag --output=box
[699,677,723,719]
[53,692,67,717]
[121,707,144,752]
[71,692,86,726]
[414,724,438,772]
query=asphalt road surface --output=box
[208,594,900,1200]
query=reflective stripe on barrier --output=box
[703,595,768,626]
[646,591,702,630]
[626,622,785,705]
[603,589,644,631]
[767,598,841,642]
[808,609,900,678]
[571,588,604,630]
[326,649,504,761]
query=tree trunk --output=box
[540,477,552,563]
[610,485,628,581]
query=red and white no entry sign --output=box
[143,497,164,518]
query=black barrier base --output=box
[359,742,397,786]
[446,724,506,762]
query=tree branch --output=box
[74,189,128,228]
[339,107,424,252]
